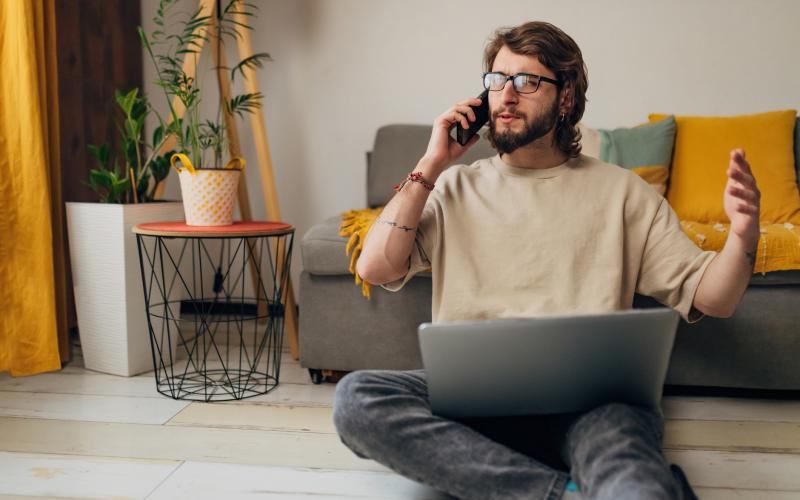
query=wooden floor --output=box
[1,338,799,499]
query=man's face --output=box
[487,45,561,155]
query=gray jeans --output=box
[333,369,683,500]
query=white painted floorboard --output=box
[0,416,385,472]
[0,371,167,398]
[166,402,337,434]
[666,449,800,490]
[0,391,189,425]
[693,488,800,499]
[0,355,336,408]
[147,460,450,500]
[661,396,800,423]
[1,341,799,499]
[0,451,180,499]
[0,357,313,394]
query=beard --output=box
[487,98,560,155]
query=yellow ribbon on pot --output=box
[170,153,246,174]
[225,157,246,171]
[170,153,196,174]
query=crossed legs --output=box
[333,369,683,500]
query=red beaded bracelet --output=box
[393,171,435,192]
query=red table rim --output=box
[135,220,292,234]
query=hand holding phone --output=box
[455,89,490,146]
[421,92,491,176]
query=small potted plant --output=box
[140,0,271,226]
[65,88,185,377]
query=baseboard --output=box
[180,299,259,315]
[663,384,800,399]
[179,299,300,317]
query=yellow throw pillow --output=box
[650,110,800,224]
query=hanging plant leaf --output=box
[230,52,272,82]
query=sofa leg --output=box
[308,369,326,384]
[308,368,351,384]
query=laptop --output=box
[418,308,680,418]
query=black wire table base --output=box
[135,228,294,402]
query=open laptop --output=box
[418,308,679,418]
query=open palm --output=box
[723,149,760,241]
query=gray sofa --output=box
[299,124,800,390]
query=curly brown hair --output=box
[483,21,588,157]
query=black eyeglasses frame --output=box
[482,71,562,94]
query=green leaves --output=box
[87,143,112,172]
[149,150,174,188]
[227,92,263,118]
[87,142,131,203]
[215,0,258,41]
[199,120,225,167]
[169,5,211,53]
[152,124,164,150]
[139,0,271,169]
[230,52,272,82]
[86,86,174,203]
[113,88,148,175]
[87,169,131,204]
[115,88,136,115]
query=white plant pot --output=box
[66,201,185,376]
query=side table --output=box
[132,221,294,401]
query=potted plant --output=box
[65,88,185,377]
[140,0,271,225]
[66,0,272,376]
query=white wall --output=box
[141,0,800,302]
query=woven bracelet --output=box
[393,171,435,192]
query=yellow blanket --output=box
[339,207,383,298]
[341,208,800,299]
[680,221,800,273]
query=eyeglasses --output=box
[482,72,562,94]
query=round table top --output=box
[133,220,294,237]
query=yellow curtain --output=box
[0,0,64,376]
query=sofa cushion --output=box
[367,124,496,207]
[301,215,354,275]
[301,214,432,279]
[650,110,800,224]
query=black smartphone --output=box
[455,89,490,146]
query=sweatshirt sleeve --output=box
[635,198,718,323]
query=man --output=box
[333,21,760,500]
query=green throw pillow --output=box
[598,115,676,196]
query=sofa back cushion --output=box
[650,110,800,224]
[367,124,495,207]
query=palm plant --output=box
[139,0,271,169]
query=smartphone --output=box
[455,89,490,146]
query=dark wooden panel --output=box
[57,0,142,204]
[56,1,86,204]
[56,0,143,332]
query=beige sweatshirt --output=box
[381,154,717,324]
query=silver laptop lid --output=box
[418,308,679,418]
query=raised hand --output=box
[723,149,760,242]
